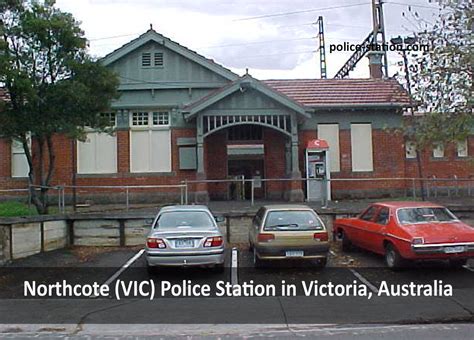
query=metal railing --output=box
[184,176,474,206]
[1,176,473,211]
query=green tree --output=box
[0,0,119,214]
[401,0,473,198]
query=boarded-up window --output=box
[11,138,30,178]
[77,133,117,174]
[318,124,340,172]
[351,123,373,172]
[433,143,444,158]
[457,140,468,157]
[130,130,171,173]
[405,141,417,159]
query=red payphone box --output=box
[305,139,331,202]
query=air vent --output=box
[142,53,151,67]
[154,53,164,67]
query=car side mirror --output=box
[214,216,225,223]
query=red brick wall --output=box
[330,129,408,193]
[203,128,289,199]
[1,128,472,201]
[403,136,474,192]
[205,131,228,198]
[264,128,288,198]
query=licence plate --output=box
[285,250,304,257]
[175,239,194,248]
[444,246,465,254]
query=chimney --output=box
[367,51,384,78]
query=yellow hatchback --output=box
[249,205,329,268]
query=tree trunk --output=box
[23,135,56,215]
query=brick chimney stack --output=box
[367,51,384,79]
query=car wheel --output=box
[253,248,263,268]
[385,244,405,270]
[341,231,353,252]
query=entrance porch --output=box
[182,75,312,203]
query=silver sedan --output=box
[145,205,225,271]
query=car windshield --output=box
[397,207,458,224]
[156,211,215,229]
[264,210,323,231]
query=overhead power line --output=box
[197,37,315,50]
[236,50,316,60]
[89,32,141,42]
[385,1,439,10]
[233,3,369,21]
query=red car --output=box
[334,202,474,269]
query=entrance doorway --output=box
[228,159,264,200]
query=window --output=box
[154,52,164,67]
[318,124,340,172]
[375,207,390,225]
[405,141,417,159]
[228,125,262,141]
[457,140,468,157]
[360,206,378,222]
[141,53,151,67]
[130,130,171,172]
[130,111,172,173]
[77,132,117,174]
[263,210,323,231]
[351,123,373,172]
[433,143,444,158]
[11,137,30,178]
[132,112,149,126]
[153,112,169,126]
[101,112,116,127]
[397,207,458,224]
[156,211,215,229]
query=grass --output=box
[0,201,37,217]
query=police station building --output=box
[1,29,472,203]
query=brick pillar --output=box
[116,130,130,173]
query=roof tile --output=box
[263,78,412,107]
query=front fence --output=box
[1,177,473,211]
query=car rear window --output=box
[397,207,458,224]
[264,210,324,231]
[156,211,215,229]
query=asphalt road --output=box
[0,235,473,337]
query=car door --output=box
[370,207,390,254]
[353,205,379,250]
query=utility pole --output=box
[317,16,327,79]
[372,0,388,76]
[334,0,388,78]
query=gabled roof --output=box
[182,74,311,120]
[101,29,239,81]
[263,78,413,108]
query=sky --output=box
[54,0,440,80]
